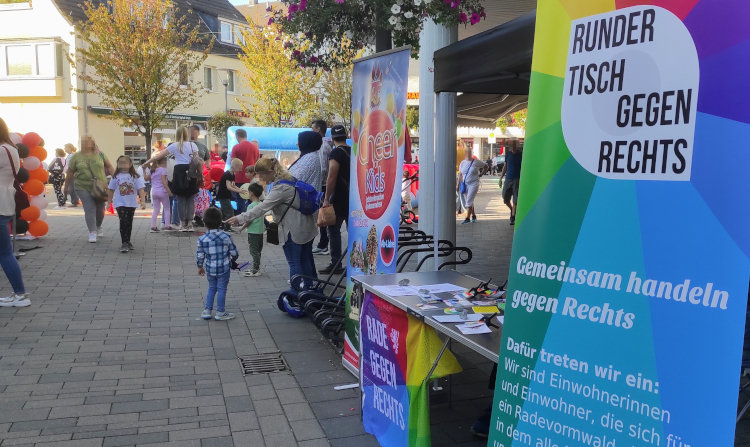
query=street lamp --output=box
[218,68,232,112]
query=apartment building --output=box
[0,0,253,162]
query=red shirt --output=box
[231,141,260,183]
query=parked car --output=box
[492,155,505,175]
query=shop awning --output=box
[433,10,535,127]
[456,93,528,129]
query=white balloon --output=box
[30,195,48,210]
[23,156,40,170]
[38,210,47,221]
[42,162,48,170]
[9,133,21,145]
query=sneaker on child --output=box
[214,312,235,321]
[0,294,30,307]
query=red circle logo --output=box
[357,109,397,220]
[380,224,396,266]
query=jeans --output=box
[170,195,180,225]
[282,234,317,285]
[66,181,79,206]
[0,215,25,294]
[326,217,348,267]
[152,192,171,228]
[77,188,105,232]
[316,225,329,249]
[247,233,263,271]
[176,194,195,226]
[232,187,247,214]
[204,271,230,313]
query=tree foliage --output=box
[208,112,245,145]
[269,0,487,69]
[406,105,419,132]
[497,109,527,134]
[318,65,353,130]
[71,0,210,157]
[237,19,320,127]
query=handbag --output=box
[266,188,297,245]
[4,146,30,216]
[187,143,202,179]
[317,205,336,227]
[86,156,109,202]
[459,159,474,195]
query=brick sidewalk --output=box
[7,178,744,446]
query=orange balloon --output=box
[28,220,48,237]
[22,179,44,196]
[20,205,40,222]
[29,145,47,161]
[28,168,49,183]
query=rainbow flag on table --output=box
[361,291,462,446]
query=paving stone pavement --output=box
[2,179,747,446]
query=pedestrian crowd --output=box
[0,117,352,320]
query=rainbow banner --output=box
[490,1,750,446]
[361,291,462,446]
[343,48,410,374]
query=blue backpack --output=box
[276,180,323,215]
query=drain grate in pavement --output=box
[239,352,288,375]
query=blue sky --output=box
[229,0,246,4]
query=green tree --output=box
[497,109,527,134]
[406,106,419,133]
[71,0,211,158]
[237,19,320,127]
[208,112,245,145]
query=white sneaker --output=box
[243,270,261,277]
[88,233,97,243]
[0,294,30,307]
[53,205,66,210]
[96,227,104,237]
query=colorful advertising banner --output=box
[490,2,750,446]
[361,290,462,446]
[343,48,410,374]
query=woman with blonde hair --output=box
[145,127,202,231]
[63,143,79,207]
[456,140,487,224]
[226,158,318,294]
[64,134,115,243]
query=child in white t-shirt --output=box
[107,155,147,253]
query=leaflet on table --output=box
[433,314,484,323]
[372,285,420,297]
[456,322,492,335]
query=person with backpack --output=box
[144,127,202,232]
[49,149,67,209]
[311,120,333,256]
[320,124,351,275]
[225,157,318,288]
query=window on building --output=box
[179,64,188,86]
[204,66,214,91]
[226,70,235,93]
[220,22,232,43]
[3,42,64,78]
[6,45,33,76]
[234,28,245,46]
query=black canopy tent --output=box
[433,10,535,128]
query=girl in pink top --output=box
[149,158,173,232]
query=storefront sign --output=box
[343,48,409,374]
[490,2,750,446]
[89,106,209,122]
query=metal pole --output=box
[224,85,228,112]
[433,93,440,271]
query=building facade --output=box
[0,0,254,163]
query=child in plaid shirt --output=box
[197,207,239,321]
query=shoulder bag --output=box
[459,159,474,195]
[266,188,297,245]
[3,146,30,216]
[187,143,202,179]
[86,155,109,201]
